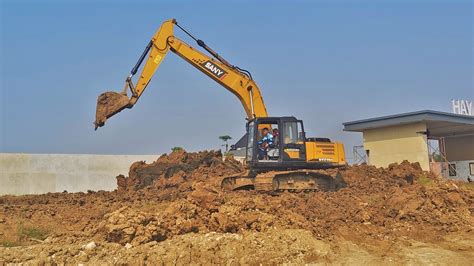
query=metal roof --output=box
[343,110,474,137]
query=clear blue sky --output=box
[1,0,472,159]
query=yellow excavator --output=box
[95,19,347,191]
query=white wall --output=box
[441,160,474,182]
[362,123,430,170]
[0,153,159,195]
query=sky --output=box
[1,0,473,160]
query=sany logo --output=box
[201,60,227,79]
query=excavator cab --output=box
[245,117,346,174]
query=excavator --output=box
[94,19,347,192]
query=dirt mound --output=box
[117,150,243,191]
[1,150,473,264]
[94,206,168,245]
[88,154,472,246]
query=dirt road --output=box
[1,150,473,264]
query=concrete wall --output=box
[363,122,430,170]
[444,135,474,161]
[433,160,474,181]
[0,153,159,196]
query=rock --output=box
[402,198,424,213]
[431,196,444,207]
[446,193,465,205]
[124,243,132,249]
[361,211,371,222]
[84,241,97,250]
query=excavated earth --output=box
[1,150,473,264]
[94,91,129,128]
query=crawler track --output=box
[221,170,347,192]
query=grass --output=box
[0,224,49,247]
[460,182,474,190]
[366,195,380,204]
[18,225,48,241]
[0,240,19,247]
[417,175,434,187]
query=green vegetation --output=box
[219,135,232,142]
[171,146,184,152]
[366,195,380,204]
[417,175,433,187]
[0,225,49,247]
[219,135,232,152]
[461,182,474,190]
[18,225,48,241]
[0,240,18,247]
[430,152,444,162]
[224,152,234,160]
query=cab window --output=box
[283,121,303,144]
[246,122,255,161]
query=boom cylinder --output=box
[131,40,153,75]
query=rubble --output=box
[0,150,472,264]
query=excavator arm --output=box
[94,19,268,129]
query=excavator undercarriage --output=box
[221,169,346,192]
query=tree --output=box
[219,135,232,152]
[171,146,184,152]
[431,152,444,162]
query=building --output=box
[343,110,474,181]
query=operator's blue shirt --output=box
[258,133,274,146]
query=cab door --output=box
[281,120,306,161]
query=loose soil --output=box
[1,150,473,264]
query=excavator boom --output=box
[94,19,267,129]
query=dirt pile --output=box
[91,153,472,246]
[117,150,243,191]
[95,206,168,245]
[1,150,473,264]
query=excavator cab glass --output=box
[246,122,255,161]
[281,120,306,161]
[246,117,308,171]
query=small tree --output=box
[219,135,232,152]
[171,146,184,152]
[431,152,444,162]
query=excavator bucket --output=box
[94,91,130,129]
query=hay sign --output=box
[452,99,472,116]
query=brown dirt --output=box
[1,150,473,264]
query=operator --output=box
[272,128,279,146]
[258,127,273,160]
